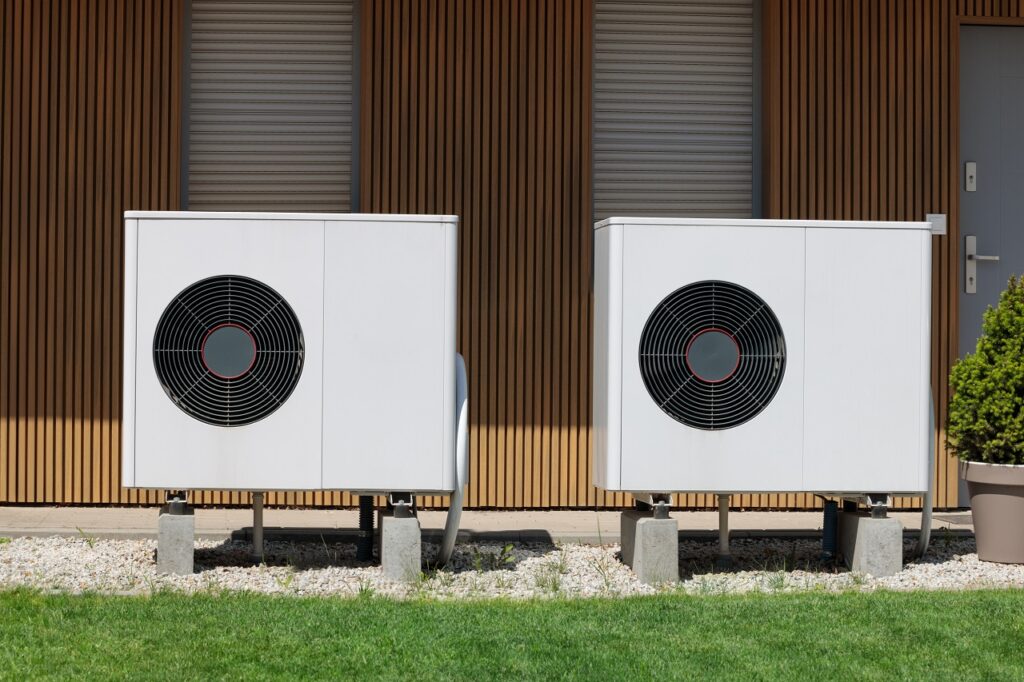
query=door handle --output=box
[965,235,999,294]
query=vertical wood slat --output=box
[763,0,1024,509]
[0,0,180,506]
[361,0,595,509]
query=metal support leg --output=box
[649,493,671,519]
[716,494,733,569]
[821,499,839,562]
[252,492,265,560]
[867,494,890,519]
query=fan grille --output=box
[638,280,786,430]
[153,275,304,427]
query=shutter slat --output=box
[188,0,354,212]
[594,0,754,219]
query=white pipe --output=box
[438,354,469,567]
[252,491,265,560]
[913,391,935,559]
[718,494,730,558]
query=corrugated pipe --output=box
[356,495,374,561]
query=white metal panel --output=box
[188,0,355,211]
[593,217,932,495]
[593,1,754,219]
[617,222,806,492]
[592,223,624,490]
[132,218,325,489]
[121,219,139,487]
[321,217,458,492]
[596,216,932,231]
[803,228,931,493]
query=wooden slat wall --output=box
[360,0,617,509]
[762,0,1024,510]
[7,0,1020,509]
[1,0,181,505]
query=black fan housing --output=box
[638,280,786,430]
[152,275,304,427]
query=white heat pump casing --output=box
[122,212,458,493]
[593,217,932,496]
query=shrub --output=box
[948,276,1024,464]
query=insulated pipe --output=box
[437,354,469,567]
[356,495,374,561]
[913,391,936,559]
[252,491,264,560]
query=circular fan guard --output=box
[153,275,304,427]
[638,280,786,430]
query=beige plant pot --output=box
[961,461,1024,564]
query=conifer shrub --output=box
[948,276,1024,464]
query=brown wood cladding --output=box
[4,0,1019,509]
[360,0,616,508]
[1,0,181,505]
[762,0,1024,510]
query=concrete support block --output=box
[838,512,903,577]
[381,515,422,583]
[620,510,679,584]
[157,507,195,575]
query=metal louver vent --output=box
[153,275,304,427]
[639,281,785,430]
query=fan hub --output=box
[685,328,739,383]
[202,323,257,379]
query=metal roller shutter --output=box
[188,0,355,211]
[593,0,754,219]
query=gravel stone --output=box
[0,534,1018,599]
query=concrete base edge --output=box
[157,508,195,575]
[621,510,679,584]
[838,511,903,577]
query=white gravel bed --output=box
[0,534,1019,599]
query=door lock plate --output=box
[965,235,1000,294]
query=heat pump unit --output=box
[122,211,466,496]
[593,217,932,496]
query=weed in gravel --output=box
[591,553,615,592]
[553,548,570,575]
[319,535,341,565]
[273,569,296,592]
[692,577,716,595]
[766,571,787,592]
[356,578,375,599]
[75,527,97,549]
[534,563,562,594]
[471,544,517,572]
[0,537,11,545]
[430,569,455,590]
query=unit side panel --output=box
[121,219,139,486]
[133,219,325,490]
[591,224,623,490]
[322,220,451,491]
[803,229,930,493]
[619,224,806,492]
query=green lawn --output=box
[2,589,1023,680]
